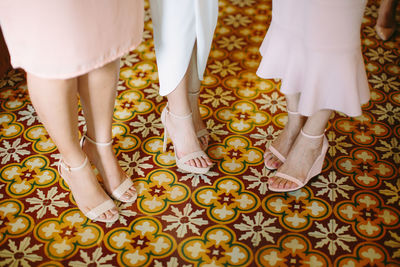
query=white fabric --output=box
[256,0,370,117]
[150,0,218,96]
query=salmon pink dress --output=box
[0,0,144,79]
[257,0,370,117]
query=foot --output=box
[376,0,397,40]
[188,91,209,150]
[264,113,305,169]
[268,132,324,191]
[59,156,118,221]
[163,107,213,169]
[82,137,136,202]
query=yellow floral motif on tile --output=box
[142,136,176,167]
[0,112,23,139]
[120,61,158,90]
[34,209,103,260]
[24,125,56,154]
[255,234,331,267]
[111,123,140,156]
[135,169,190,215]
[114,89,153,122]
[335,191,400,240]
[0,155,57,198]
[179,225,253,266]
[207,135,263,175]
[263,187,331,231]
[335,242,399,267]
[215,100,270,134]
[105,217,176,266]
[0,84,30,111]
[223,70,274,99]
[193,176,260,224]
[0,199,34,246]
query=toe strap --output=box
[268,145,286,163]
[177,150,212,174]
[111,178,136,200]
[196,129,209,138]
[85,199,117,220]
[274,172,304,187]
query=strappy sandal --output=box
[161,104,211,174]
[264,110,299,170]
[58,156,119,223]
[268,129,329,192]
[188,89,210,149]
[80,135,137,203]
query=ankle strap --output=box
[164,103,192,119]
[188,89,200,96]
[301,129,325,139]
[58,156,88,173]
[81,135,113,147]
[287,110,299,115]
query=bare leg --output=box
[187,45,209,149]
[78,59,136,201]
[376,0,398,40]
[165,49,213,168]
[269,109,332,190]
[27,74,117,220]
[264,93,306,169]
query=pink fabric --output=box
[256,0,370,117]
[0,0,144,79]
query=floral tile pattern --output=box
[0,0,399,266]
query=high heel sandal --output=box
[268,129,329,192]
[161,104,212,174]
[188,90,210,148]
[58,156,119,223]
[264,110,299,170]
[375,0,397,41]
[80,135,137,203]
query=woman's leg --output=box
[268,109,332,190]
[187,45,209,149]
[78,59,136,201]
[264,93,306,169]
[376,0,398,40]
[165,49,213,168]
[27,74,117,220]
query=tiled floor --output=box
[0,0,399,266]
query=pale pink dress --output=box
[0,0,144,79]
[257,0,370,117]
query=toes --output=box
[198,157,208,168]
[110,208,118,215]
[204,156,213,166]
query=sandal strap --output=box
[111,178,135,200]
[58,156,88,173]
[274,172,304,187]
[85,199,116,220]
[287,110,299,115]
[164,103,192,120]
[188,89,200,96]
[81,134,113,147]
[300,129,325,139]
[196,129,209,138]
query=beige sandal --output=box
[268,129,328,192]
[58,156,118,223]
[161,104,211,174]
[80,135,137,203]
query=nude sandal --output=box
[58,156,119,223]
[264,110,299,170]
[161,104,211,174]
[80,135,137,203]
[268,129,329,192]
